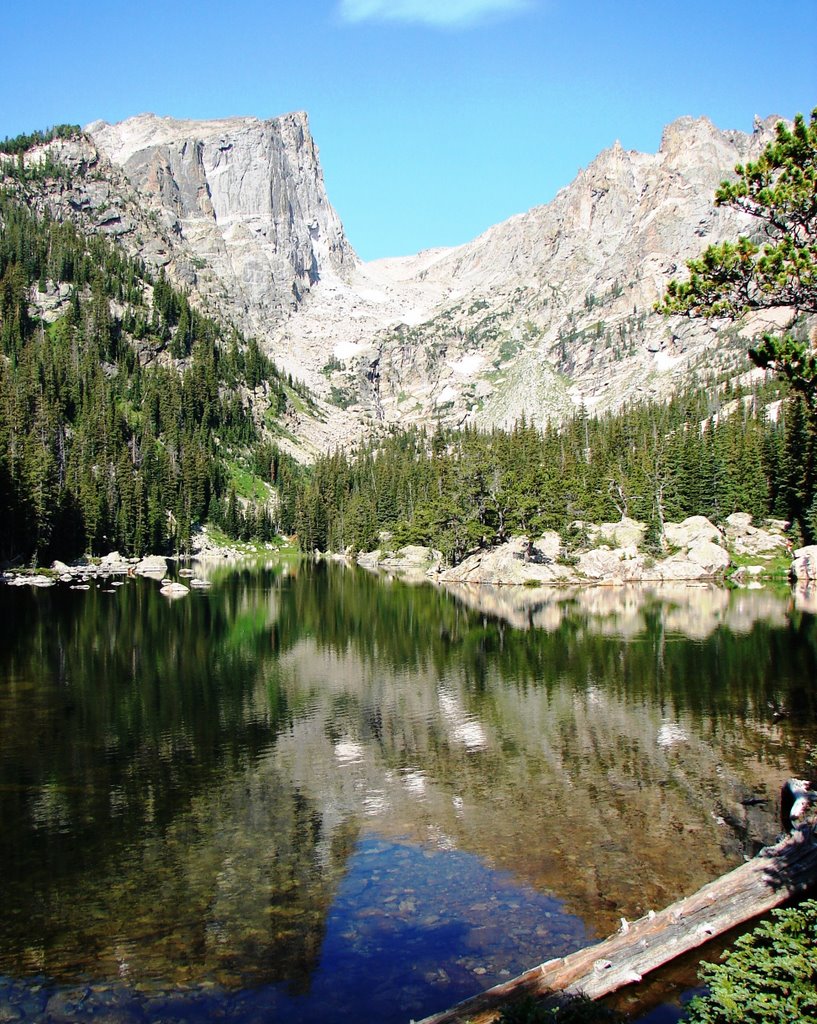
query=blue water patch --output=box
[0,834,589,1023]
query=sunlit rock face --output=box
[294,115,784,434]
[81,111,784,447]
[88,112,355,333]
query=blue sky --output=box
[1,0,815,260]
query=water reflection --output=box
[0,565,815,1022]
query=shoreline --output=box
[347,513,816,590]
[0,538,296,592]
[4,513,817,602]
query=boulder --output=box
[356,549,383,570]
[99,551,131,572]
[664,516,722,549]
[723,512,787,556]
[536,530,563,562]
[658,540,730,580]
[135,555,168,576]
[7,574,55,587]
[792,545,817,581]
[379,546,442,571]
[577,547,644,583]
[687,540,731,573]
[159,581,189,597]
[438,536,571,585]
[588,517,646,550]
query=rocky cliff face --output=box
[87,112,355,335]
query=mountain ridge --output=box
[267,111,784,434]
[7,108,793,454]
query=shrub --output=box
[685,900,817,1024]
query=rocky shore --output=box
[0,526,289,594]
[5,514,817,600]
[354,513,817,589]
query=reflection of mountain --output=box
[271,636,793,935]
[0,565,814,988]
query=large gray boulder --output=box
[664,516,722,549]
[724,512,787,555]
[379,546,442,572]
[577,547,645,583]
[99,550,131,573]
[356,549,383,570]
[438,536,571,585]
[658,540,730,580]
[587,517,646,550]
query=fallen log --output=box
[415,821,817,1024]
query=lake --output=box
[1,561,815,1023]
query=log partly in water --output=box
[415,821,817,1024]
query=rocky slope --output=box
[11,114,363,455]
[302,115,785,431]
[11,110,790,453]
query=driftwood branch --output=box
[415,822,817,1024]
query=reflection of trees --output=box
[0,578,288,854]
[267,568,817,929]
[0,566,815,984]
[0,570,356,985]
[282,568,817,728]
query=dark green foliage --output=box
[686,900,817,1024]
[289,371,812,557]
[498,994,623,1024]
[0,124,81,156]
[0,186,297,563]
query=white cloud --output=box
[338,0,534,27]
